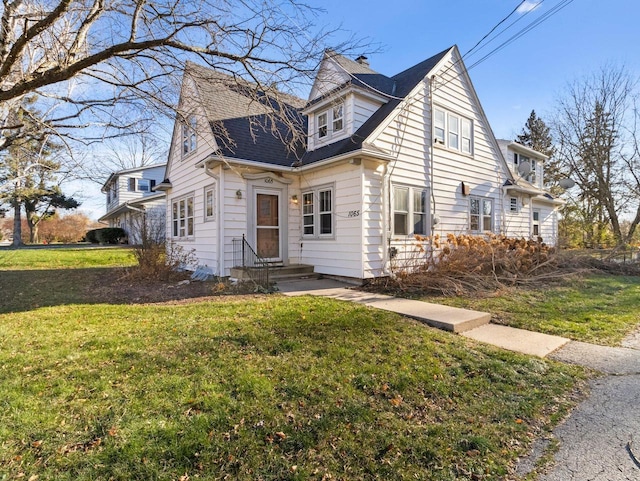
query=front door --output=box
[255,191,281,261]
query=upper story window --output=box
[182,115,197,156]
[393,185,428,236]
[316,101,345,143]
[470,196,493,233]
[513,152,541,187]
[317,112,328,139]
[332,104,344,132]
[433,107,473,155]
[128,178,155,193]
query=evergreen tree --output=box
[515,110,563,191]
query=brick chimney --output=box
[355,55,369,67]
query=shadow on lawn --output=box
[0,267,232,314]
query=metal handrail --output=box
[232,234,270,288]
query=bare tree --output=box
[553,66,639,247]
[0,0,364,206]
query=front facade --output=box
[161,48,563,281]
[100,164,167,244]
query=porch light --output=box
[235,189,242,199]
[291,194,298,204]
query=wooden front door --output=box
[255,192,281,261]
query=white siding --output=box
[290,162,365,278]
[165,79,221,274]
[533,202,558,246]
[353,93,384,131]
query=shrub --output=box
[85,229,99,243]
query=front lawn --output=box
[0,296,584,480]
[428,274,640,346]
[0,246,135,270]
[0,247,587,480]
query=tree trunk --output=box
[11,201,23,247]
[26,212,38,243]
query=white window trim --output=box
[171,194,195,239]
[392,184,429,237]
[301,184,335,239]
[138,179,151,193]
[204,184,216,222]
[433,107,473,155]
[315,101,345,144]
[469,196,494,233]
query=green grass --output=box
[0,296,584,480]
[426,274,640,346]
[0,246,135,270]
[0,247,588,480]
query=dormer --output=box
[304,51,391,151]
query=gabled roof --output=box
[101,162,167,192]
[187,47,452,167]
[300,47,451,165]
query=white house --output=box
[99,163,167,244]
[159,46,563,282]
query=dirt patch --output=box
[87,270,263,305]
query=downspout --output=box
[429,76,437,251]
[381,161,390,275]
[204,162,223,276]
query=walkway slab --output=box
[462,324,570,357]
[277,279,490,333]
[550,341,640,375]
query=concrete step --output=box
[231,264,316,281]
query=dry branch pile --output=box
[381,234,575,296]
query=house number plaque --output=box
[264,178,274,183]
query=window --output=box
[301,186,334,238]
[172,195,194,238]
[316,101,345,142]
[332,104,344,132]
[204,185,216,221]
[317,112,328,139]
[433,107,473,154]
[138,179,153,192]
[532,210,540,236]
[434,109,445,144]
[393,185,428,236]
[470,196,493,233]
[182,115,197,156]
[509,197,518,213]
[530,159,537,186]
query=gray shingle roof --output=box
[187,47,452,167]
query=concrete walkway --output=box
[278,278,569,357]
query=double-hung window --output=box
[172,195,194,238]
[302,186,334,237]
[469,196,493,233]
[316,101,345,142]
[433,107,473,155]
[182,115,197,156]
[393,185,428,236]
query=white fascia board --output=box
[532,195,565,206]
[302,85,388,116]
[509,142,549,161]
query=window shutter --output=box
[150,179,156,191]
[128,178,136,191]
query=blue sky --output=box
[319,0,639,138]
[75,0,639,220]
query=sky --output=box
[72,0,640,220]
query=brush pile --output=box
[383,234,569,296]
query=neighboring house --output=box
[99,164,167,244]
[160,45,563,282]
[498,140,564,243]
